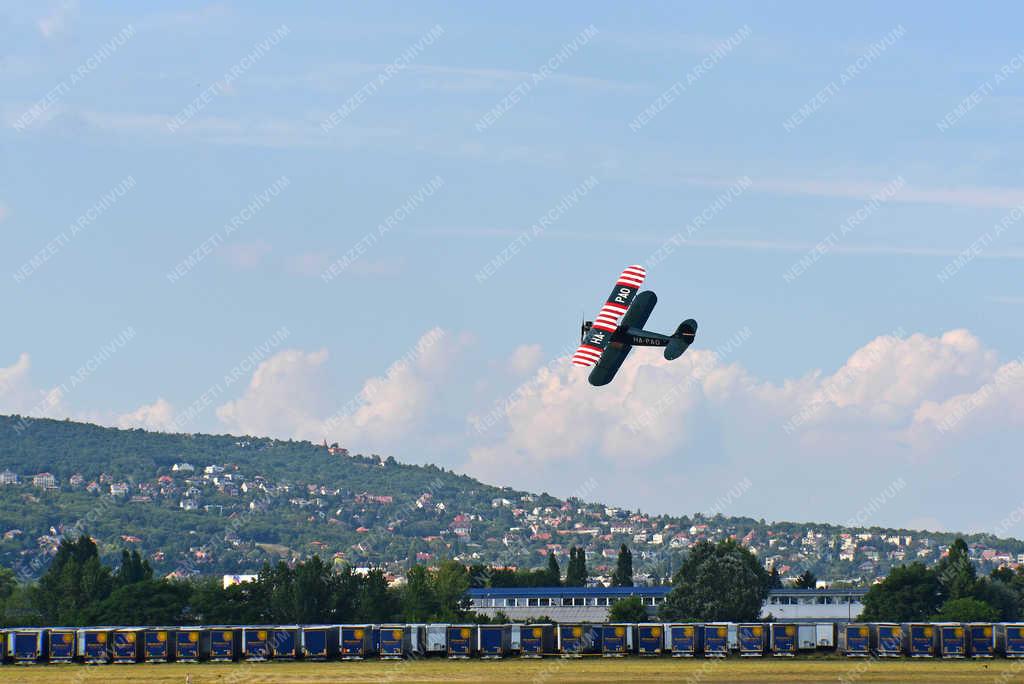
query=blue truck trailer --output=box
[771,623,797,656]
[209,626,240,662]
[937,623,965,658]
[48,628,76,663]
[968,623,995,658]
[704,623,730,657]
[339,624,374,659]
[558,624,601,657]
[112,627,143,663]
[636,623,665,656]
[669,624,701,657]
[77,628,112,664]
[519,624,553,658]
[300,625,337,660]
[7,628,44,663]
[269,626,299,659]
[998,623,1024,657]
[905,623,936,657]
[447,625,476,659]
[601,624,633,657]
[176,627,206,662]
[142,628,174,663]
[874,623,903,657]
[841,623,871,656]
[478,624,511,659]
[738,623,766,656]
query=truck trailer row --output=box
[1,622,1021,663]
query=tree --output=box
[608,595,648,622]
[935,538,976,601]
[860,563,942,622]
[114,549,152,587]
[34,535,113,625]
[565,547,588,587]
[611,544,634,587]
[291,555,333,623]
[659,539,769,622]
[973,577,1020,621]
[0,568,16,601]
[544,552,561,586]
[795,570,817,589]
[402,565,437,622]
[432,560,471,621]
[357,568,398,622]
[933,597,999,622]
[87,579,191,624]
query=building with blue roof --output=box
[467,586,866,622]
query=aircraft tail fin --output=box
[664,318,698,360]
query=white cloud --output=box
[464,329,1024,527]
[115,398,177,432]
[214,328,467,446]
[679,174,1024,210]
[216,348,331,438]
[0,353,68,418]
[221,240,272,269]
[319,328,470,445]
[507,344,544,376]
[37,0,78,39]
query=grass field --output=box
[0,658,1022,684]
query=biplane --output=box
[573,265,698,386]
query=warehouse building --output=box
[467,587,867,623]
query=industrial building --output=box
[467,587,867,623]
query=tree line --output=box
[0,538,642,626]
[466,544,634,589]
[0,536,477,627]
[10,535,1013,628]
[861,538,1024,622]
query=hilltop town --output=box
[1,416,1021,585]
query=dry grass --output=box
[0,657,1020,683]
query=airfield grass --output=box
[0,658,1022,684]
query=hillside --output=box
[0,415,1020,584]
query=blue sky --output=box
[3,2,1024,534]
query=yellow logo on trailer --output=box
[651,626,661,637]
[189,632,200,643]
[717,627,727,638]
[953,628,963,638]
[62,633,73,644]
[126,633,136,643]
[354,629,365,639]
[984,627,993,637]
[156,632,167,642]
[572,627,582,638]
[858,626,869,637]
[614,627,625,637]
[96,633,107,644]
[221,631,232,642]
[785,626,795,637]
[923,627,933,638]
[893,627,902,637]
[532,627,543,638]
[257,630,267,641]
[752,626,762,636]
[460,628,471,639]
[392,629,402,640]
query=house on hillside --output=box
[32,473,57,489]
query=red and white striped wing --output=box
[572,265,646,367]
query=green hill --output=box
[0,415,1020,584]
